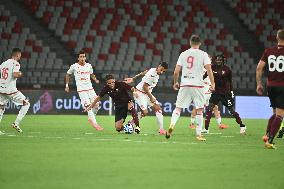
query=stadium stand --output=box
[21,0,257,91]
[0,4,69,87]
[225,0,284,48]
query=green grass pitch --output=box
[0,115,283,189]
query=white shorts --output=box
[78,89,98,108]
[134,91,158,110]
[0,91,28,106]
[175,87,205,109]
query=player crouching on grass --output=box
[124,62,169,135]
[84,74,140,133]
[0,48,30,133]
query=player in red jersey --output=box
[256,29,284,149]
[203,54,246,134]
[84,74,140,133]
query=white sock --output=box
[216,117,221,126]
[0,107,5,123]
[191,117,196,125]
[170,108,181,128]
[195,114,203,136]
[155,110,163,129]
[137,111,143,120]
[88,110,97,124]
[15,103,30,126]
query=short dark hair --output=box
[190,35,201,45]
[78,50,85,57]
[277,29,284,40]
[159,61,168,69]
[11,48,21,56]
[105,74,114,81]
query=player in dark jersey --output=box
[84,74,140,133]
[203,54,246,134]
[256,29,284,149]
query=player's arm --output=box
[65,74,72,92]
[124,69,148,83]
[204,64,215,91]
[228,69,234,98]
[90,74,99,84]
[84,96,102,112]
[173,65,181,90]
[13,72,22,78]
[256,60,266,95]
[143,82,156,103]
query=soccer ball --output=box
[124,122,134,134]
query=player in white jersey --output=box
[65,50,103,131]
[0,48,30,133]
[165,35,215,141]
[124,62,168,134]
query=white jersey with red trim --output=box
[67,62,94,92]
[0,59,20,94]
[136,68,159,93]
[177,48,211,87]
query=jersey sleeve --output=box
[90,65,94,74]
[203,52,211,66]
[260,49,268,63]
[67,64,75,74]
[13,62,21,73]
[142,69,153,85]
[176,53,183,66]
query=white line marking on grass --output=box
[221,136,235,138]
[55,137,63,139]
[85,133,95,135]
[27,136,34,138]
[72,138,81,140]
[209,133,222,135]
[30,132,41,134]
[7,135,16,137]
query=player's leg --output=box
[114,104,128,132]
[222,93,246,134]
[204,93,219,133]
[151,103,166,134]
[127,101,140,134]
[79,91,103,130]
[131,92,148,123]
[166,88,191,139]
[266,107,284,149]
[89,90,100,115]
[265,88,284,148]
[10,92,30,133]
[0,94,8,134]
[213,105,228,129]
[192,88,206,141]
[277,121,284,138]
[189,107,196,129]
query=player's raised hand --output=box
[173,82,180,90]
[209,83,215,92]
[256,84,263,95]
[65,86,70,92]
[123,77,134,84]
[94,78,100,84]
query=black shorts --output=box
[115,103,129,122]
[209,92,234,108]
[267,86,284,109]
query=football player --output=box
[203,54,246,134]
[257,29,284,149]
